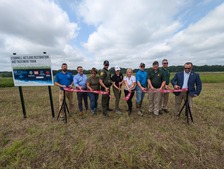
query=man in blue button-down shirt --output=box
[73,66,88,115]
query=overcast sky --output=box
[0,0,223,71]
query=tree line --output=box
[1,65,224,77]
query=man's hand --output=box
[174,85,180,89]
[141,87,147,91]
[69,84,73,89]
[77,86,82,90]
[61,85,66,88]
[105,87,109,92]
[165,85,170,89]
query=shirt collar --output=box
[184,71,191,75]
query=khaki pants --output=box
[161,93,169,110]
[175,92,193,115]
[148,90,162,115]
[113,86,121,111]
[59,90,75,114]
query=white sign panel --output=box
[11,54,54,86]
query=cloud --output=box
[0,0,223,72]
[168,3,224,65]
[0,0,82,71]
[78,0,224,67]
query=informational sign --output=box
[11,54,54,86]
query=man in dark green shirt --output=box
[160,59,170,113]
[147,61,166,116]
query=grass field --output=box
[0,78,224,168]
[0,72,224,88]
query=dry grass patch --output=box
[0,83,224,169]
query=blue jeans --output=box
[136,86,145,104]
[88,92,99,111]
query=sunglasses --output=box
[184,68,191,70]
[163,62,168,64]
[105,64,109,66]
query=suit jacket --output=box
[171,71,202,96]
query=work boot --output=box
[162,109,169,113]
[103,111,109,117]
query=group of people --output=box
[54,59,202,119]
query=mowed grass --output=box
[0,82,224,168]
[199,72,224,83]
[169,72,224,83]
[0,77,14,87]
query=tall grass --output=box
[0,83,224,168]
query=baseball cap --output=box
[115,66,120,71]
[140,62,145,67]
[103,60,109,66]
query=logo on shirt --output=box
[100,72,104,76]
[34,71,39,75]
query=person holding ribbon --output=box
[147,61,166,116]
[73,66,88,116]
[87,68,100,115]
[136,62,148,116]
[111,66,123,114]
[124,68,136,116]
[54,63,75,118]
[160,59,171,113]
[171,62,202,116]
[99,60,112,117]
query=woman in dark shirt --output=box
[111,66,123,114]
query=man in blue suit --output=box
[171,62,202,116]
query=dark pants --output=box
[113,86,121,110]
[102,87,110,113]
[77,92,88,112]
[88,92,99,111]
[124,90,135,112]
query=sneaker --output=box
[116,110,122,115]
[107,108,113,111]
[154,112,160,116]
[148,111,153,114]
[59,114,65,121]
[162,109,169,113]
[153,114,159,118]
[137,111,143,116]
[159,110,163,114]
[90,110,95,115]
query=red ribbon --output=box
[124,92,132,101]
[64,88,110,96]
[144,88,188,93]
[123,88,188,101]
